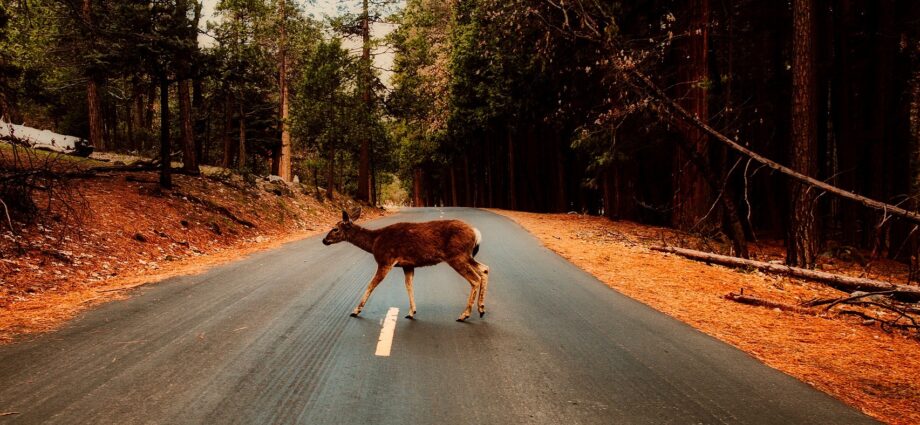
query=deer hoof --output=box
[404,315,415,320]
[456,318,466,322]
[479,311,485,318]
[350,312,359,317]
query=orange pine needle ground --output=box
[490,209,919,425]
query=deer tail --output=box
[472,228,482,257]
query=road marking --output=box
[375,307,400,357]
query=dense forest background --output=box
[1,0,920,270]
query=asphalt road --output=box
[0,208,877,424]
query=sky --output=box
[199,0,398,85]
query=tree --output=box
[788,0,819,267]
[292,38,360,199]
[275,0,292,181]
[82,0,105,151]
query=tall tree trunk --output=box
[159,73,172,189]
[909,38,920,281]
[413,168,423,207]
[238,105,246,169]
[672,0,711,230]
[326,147,336,200]
[508,129,516,210]
[222,97,234,168]
[450,167,458,206]
[356,0,372,202]
[275,0,292,181]
[83,0,105,151]
[788,0,820,267]
[178,79,198,174]
[193,77,204,164]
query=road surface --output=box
[0,208,877,424]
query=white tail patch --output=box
[473,228,482,246]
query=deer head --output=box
[322,207,362,245]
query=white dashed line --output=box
[375,307,400,357]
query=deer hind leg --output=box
[449,258,481,322]
[472,260,490,318]
[351,264,393,317]
[403,267,417,319]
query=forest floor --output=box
[491,210,919,425]
[0,148,384,343]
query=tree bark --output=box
[159,73,172,189]
[909,38,920,281]
[275,0,292,181]
[222,97,234,168]
[508,129,516,210]
[178,79,198,174]
[238,105,246,169]
[326,147,336,200]
[672,0,711,230]
[788,0,820,267]
[450,166,458,206]
[413,168,423,207]
[356,0,372,202]
[83,0,104,151]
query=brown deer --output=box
[322,208,490,322]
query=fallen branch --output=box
[651,246,920,299]
[177,192,256,228]
[627,67,920,225]
[724,292,816,315]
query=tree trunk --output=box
[275,0,292,181]
[450,166,458,206]
[326,147,335,200]
[909,40,920,281]
[672,0,711,230]
[83,0,104,151]
[159,73,172,189]
[193,77,204,164]
[222,97,234,168]
[356,0,372,202]
[178,79,198,174]
[788,0,820,267]
[413,168,423,207]
[508,128,516,210]
[238,105,246,169]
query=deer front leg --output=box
[403,267,417,319]
[351,264,392,317]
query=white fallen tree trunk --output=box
[0,120,93,157]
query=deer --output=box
[322,208,490,322]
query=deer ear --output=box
[342,209,350,222]
[349,207,362,220]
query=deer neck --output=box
[346,225,378,254]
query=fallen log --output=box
[724,292,816,315]
[651,246,920,299]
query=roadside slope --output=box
[0,167,382,342]
[491,209,919,425]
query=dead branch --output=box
[724,292,816,315]
[625,67,920,225]
[651,246,920,299]
[819,290,898,311]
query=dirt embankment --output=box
[491,210,919,425]
[0,166,383,343]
